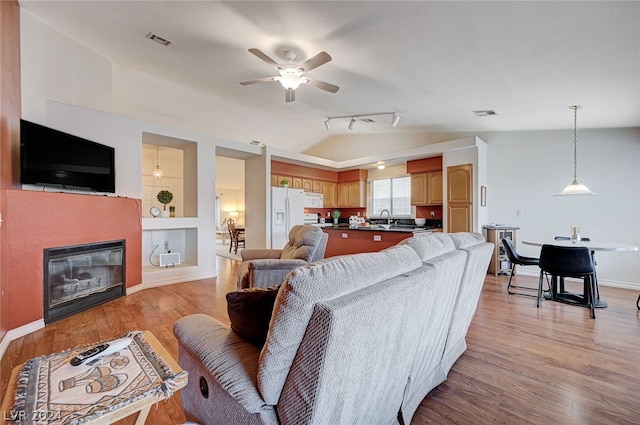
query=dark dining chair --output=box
[554,235,598,299]
[636,293,640,310]
[227,219,245,254]
[538,244,597,319]
[501,238,546,297]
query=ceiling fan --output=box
[240,48,339,102]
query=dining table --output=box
[522,239,638,308]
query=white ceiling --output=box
[19,1,640,159]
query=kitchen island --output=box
[321,225,441,257]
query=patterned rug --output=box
[9,331,187,425]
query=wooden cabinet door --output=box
[448,203,472,233]
[312,180,323,193]
[447,164,473,232]
[348,181,363,207]
[270,174,278,187]
[292,177,303,190]
[337,182,349,207]
[411,173,428,205]
[323,182,337,208]
[302,179,313,192]
[426,171,443,205]
[447,165,472,203]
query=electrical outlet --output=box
[516,210,523,217]
[373,235,382,242]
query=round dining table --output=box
[522,240,638,308]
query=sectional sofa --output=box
[173,232,493,424]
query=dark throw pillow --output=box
[226,284,281,348]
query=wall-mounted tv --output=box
[20,119,116,193]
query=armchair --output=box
[236,225,328,289]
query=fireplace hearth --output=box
[44,240,125,324]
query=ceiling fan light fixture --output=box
[554,105,599,196]
[348,117,356,130]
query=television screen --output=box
[20,120,115,193]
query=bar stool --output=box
[538,244,597,319]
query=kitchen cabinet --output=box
[292,177,303,190]
[411,173,428,205]
[270,175,278,187]
[337,181,365,208]
[322,182,337,208]
[302,179,313,192]
[427,171,443,205]
[411,171,442,206]
[276,175,293,187]
[312,180,323,193]
[447,164,473,232]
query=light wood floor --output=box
[2,256,640,424]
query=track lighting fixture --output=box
[324,112,400,130]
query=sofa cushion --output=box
[226,285,281,347]
[280,225,323,261]
[448,232,486,249]
[399,232,456,262]
[258,244,422,405]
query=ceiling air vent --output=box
[146,32,173,46]
[473,110,497,117]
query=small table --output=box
[523,240,638,308]
[1,331,186,425]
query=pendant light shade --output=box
[555,105,598,196]
[152,145,163,180]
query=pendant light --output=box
[152,145,163,180]
[555,105,598,196]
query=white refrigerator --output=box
[271,187,305,248]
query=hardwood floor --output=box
[2,256,640,424]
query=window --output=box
[370,176,411,216]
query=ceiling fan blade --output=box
[248,48,281,69]
[299,51,332,72]
[304,78,340,93]
[285,88,295,103]
[239,76,278,85]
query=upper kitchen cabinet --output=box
[407,156,443,206]
[337,181,365,208]
[322,181,337,208]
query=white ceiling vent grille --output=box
[146,32,173,46]
[473,110,497,117]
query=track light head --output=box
[390,113,400,127]
[324,119,331,130]
[348,117,356,130]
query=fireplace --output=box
[44,240,125,324]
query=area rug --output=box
[8,331,187,425]
[215,241,242,261]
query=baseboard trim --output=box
[0,319,45,362]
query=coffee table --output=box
[1,331,186,424]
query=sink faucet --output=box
[380,209,391,224]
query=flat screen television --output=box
[20,119,116,193]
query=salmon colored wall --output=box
[5,190,142,330]
[272,160,338,181]
[0,0,22,341]
[406,156,442,173]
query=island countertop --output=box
[320,226,442,257]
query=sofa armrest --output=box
[248,258,308,270]
[173,314,268,413]
[241,249,283,261]
[248,259,308,288]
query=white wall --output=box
[483,128,640,288]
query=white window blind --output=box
[371,176,411,216]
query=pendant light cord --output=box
[572,105,578,181]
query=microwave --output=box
[304,192,324,208]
